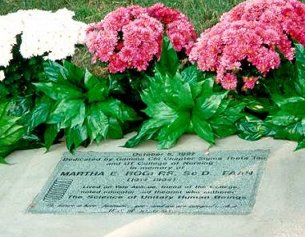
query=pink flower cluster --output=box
[221,0,305,45]
[147,3,197,54]
[86,4,197,73]
[190,0,305,90]
[86,6,162,73]
[190,20,294,90]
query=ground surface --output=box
[1,135,305,237]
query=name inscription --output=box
[29,150,269,214]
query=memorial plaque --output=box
[29,150,269,214]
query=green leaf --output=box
[198,77,214,98]
[181,65,199,84]
[107,118,123,139]
[43,60,68,82]
[296,139,305,151]
[157,37,179,77]
[0,100,27,163]
[66,124,88,152]
[0,156,8,164]
[237,115,272,141]
[44,124,60,150]
[157,112,190,149]
[192,114,215,144]
[47,99,86,128]
[97,99,139,123]
[26,96,52,131]
[125,119,161,148]
[84,69,109,103]
[34,82,83,100]
[63,60,85,85]
[280,100,305,117]
[86,104,109,142]
[194,92,228,120]
[210,117,237,138]
[273,121,304,141]
[266,111,299,127]
[163,75,194,111]
[295,43,305,96]
[144,101,178,123]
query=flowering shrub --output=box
[189,20,295,90]
[3,1,305,164]
[190,0,305,90]
[86,4,197,73]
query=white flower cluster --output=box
[0,70,5,81]
[0,8,87,68]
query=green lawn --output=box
[2,0,244,31]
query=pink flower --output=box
[242,76,259,91]
[221,73,238,90]
[86,4,196,73]
[189,20,294,90]
[148,3,197,54]
[86,7,163,73]
[220,0,305,45]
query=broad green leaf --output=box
[194,92,228,120]
[242,97,274,113]
[181,65,199,84]
[198,77,214,98]
[272,95,305,108]
[0,126,24,146]
[0,101,25,146]
[63,60,85,85]
[34,82,83,100]
[295,43,305,96]
[107,117,123,139]
[66,124,88,152]
[125,119,161,148]
[27,96,52,131]
[44,124,60,150]
[97,99,139,122]
[280,100,305,117]
[86,104,109,142]
[43,60,68,82]
[237,115,272,141]
[273,120,304,141]
[0,156,8,164]
[210,117,237,138]
[296,139,305,151]
[85,70,109,103]
[157,37,179,77]
[47,99,86,128]
[192,114,215,144]
[266,111,299,127]
[144,101,178,122]
[157,112,190,149]
[163,75,194,111]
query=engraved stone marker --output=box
[29,150,269,214]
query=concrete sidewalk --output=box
[0,134,305,237]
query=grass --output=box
[1,0,244,31]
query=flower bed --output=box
[1,0,305,163]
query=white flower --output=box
[0,12,24,67]
[0,70,5,81]
[19,8,87,60]
[0,8,87,67]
